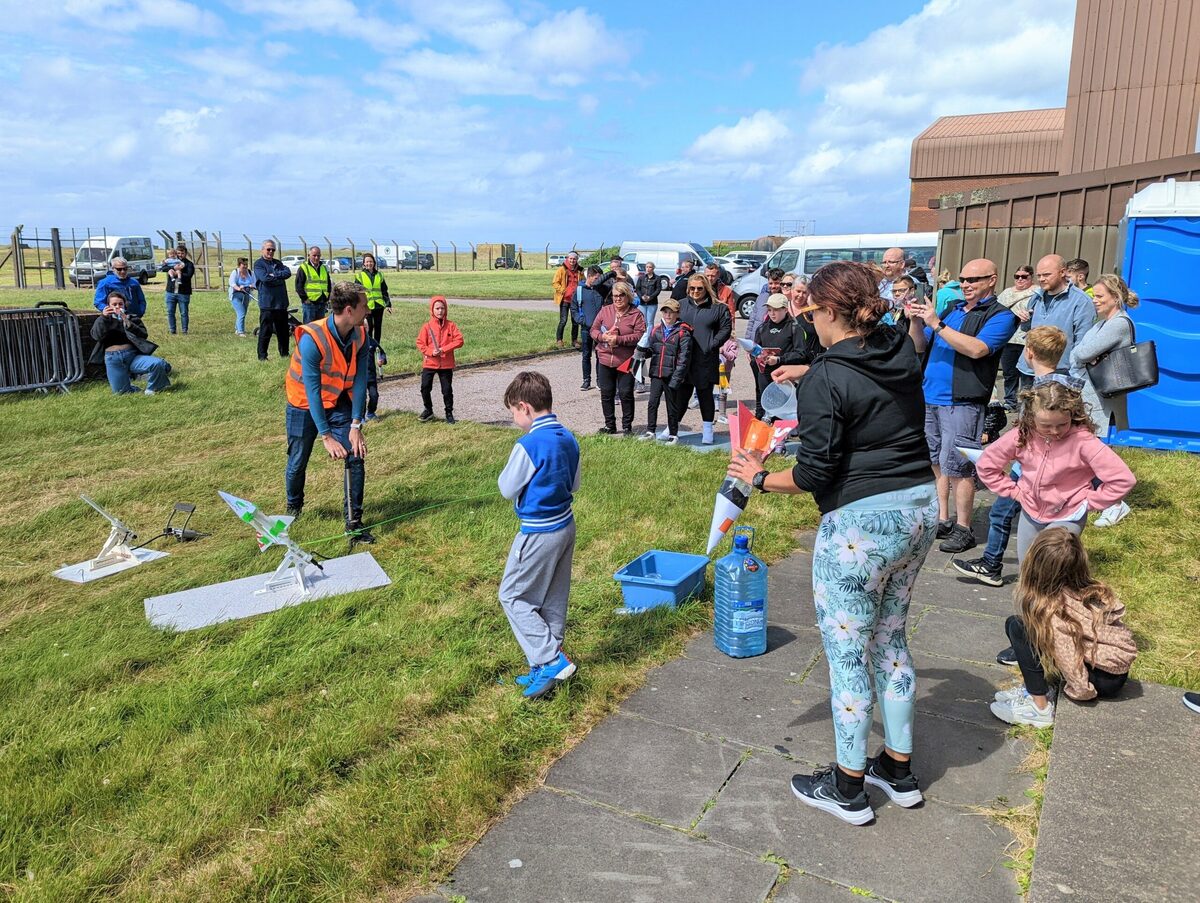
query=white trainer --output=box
[1094,501,1130,528]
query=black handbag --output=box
[1086,315,1159,398]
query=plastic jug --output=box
[713,526,768,657]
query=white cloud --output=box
[234,0,422,51]
[156,106,220,156]
[390,4,629,98]
[688,111,790,160]
[63,0,221,32]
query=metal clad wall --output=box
[938,154,1200,279]
[910,110,1065,179]
[1061,0,1200,174]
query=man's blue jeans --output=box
[165,292,190,333]
[104,348,171,394]
[302,302,327,324]
[580,332,595,384]
[285,401,364,521]
[983,493,1020,566]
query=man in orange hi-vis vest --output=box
[284,281,374,543]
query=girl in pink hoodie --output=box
[976,381,1135,564]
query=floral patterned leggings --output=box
[812,494,938,771]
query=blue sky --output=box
[1,0,1077,246]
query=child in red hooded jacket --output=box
[416,296,464,424]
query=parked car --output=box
[328,256,352,273]
[715,255,754,280]
[400,252,434,270]
[69,236,156,286]
[548,254,569,267]
[279,255,306,273]
[354,256,389,269]
[494,256,522,269]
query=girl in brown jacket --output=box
[589,282,646,435]
[991,527,1137,726]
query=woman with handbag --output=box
[1071,274,1139,527]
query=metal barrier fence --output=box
[0,302,86,394]
[5,227,595,291]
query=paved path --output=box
[432,506,1044,903]
[378,344,760,448]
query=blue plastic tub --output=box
[613,550,709,612]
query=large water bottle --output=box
[713,526,768,657]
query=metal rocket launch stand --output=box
[143,490,391,631]
[53,495,169,583]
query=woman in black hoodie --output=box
[728,262,937,827]
[679,273,732,444]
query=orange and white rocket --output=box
[705,403,797,555]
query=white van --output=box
[731,232,938,317]
[618,241,716,282]
[69,236,157,287]
[374,243,416,268]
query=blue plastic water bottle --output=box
[714,526,768,657]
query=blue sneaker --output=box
[514,665,537,687]
[522,651,576,699]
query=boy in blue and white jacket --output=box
[498,371,582,699]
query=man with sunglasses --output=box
[1015,254,1096,392]
[908,258,1018,553]
[91,256,148,317]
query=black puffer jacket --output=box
[680,297,732,384]
[647,322,692,388]
[754,313,822,380]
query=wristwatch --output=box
[350,422,362,431]
[934,321,947,333]
[752,470,769,493]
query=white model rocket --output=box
[219,491,323,594]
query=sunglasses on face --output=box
[113,267,127,272]
[781,281,795,287]
[1014,272,1031,279]
[958,274,994,284]
[796,302,820,323]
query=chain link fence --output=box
[5,226,594,292]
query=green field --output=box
[13,246,569,301]
[0,289,1196,899]
[0,290,817,900]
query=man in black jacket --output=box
[254,239,293,360]
[160,244,195,335]
[91,291,172,394]
[671,258,699,301]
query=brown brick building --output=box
[909,0,1200,233]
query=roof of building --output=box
[910,108,1065,179]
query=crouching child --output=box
[990,528,1136,727]
[498,371,582,699]
[640,298,691,443]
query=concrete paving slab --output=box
[446,789,779,903]
[770,873,889,902]
[620,657,840,760]
[909,606,1009,667]
[698,753,1023,903]
[1029,680,1200,903]
[544,714,748,828]
[682,625,823,676]
[805,653,1011,728]
[914,566,1017,620]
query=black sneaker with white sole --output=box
[1184,692,1200,715]
[996,645,1018,667]
[952,556,1003,586]
[935,519,954,539]
[864,755,923,808]
[790,766,874,826]
[938,524,977,553]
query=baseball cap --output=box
[766,293,789,309]
[660,298,680,312]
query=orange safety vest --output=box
[285,318,366,410]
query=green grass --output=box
[0,293,814,900]
[14,249,568,300]
[0,289,1196,899]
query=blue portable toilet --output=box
[1114,179,1200,453]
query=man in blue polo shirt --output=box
[908,258,1017,553]
[1015,254,1096,389]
